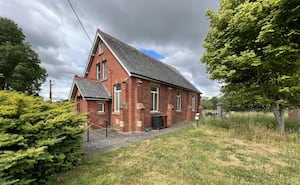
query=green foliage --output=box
[221,91,271,112]
[201,96,220,110]
[202,0,300,132]
[0,17,47,95]
[0,91,86,185]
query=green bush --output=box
[0,91,86,184]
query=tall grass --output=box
[202,112,300,145]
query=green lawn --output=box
[54,119,300,185]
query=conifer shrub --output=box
[0,91,86,184]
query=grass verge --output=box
[53,117,300,184]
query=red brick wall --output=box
[87,100,109,129]
[127,77,200,131]
[73,36,201,132]
[85,40,130,130]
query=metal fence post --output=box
[106,120,108,138]
[86,120,90,142]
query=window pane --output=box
[151,86,157,92]
[177,93,181,111]
[192,96,195,111]
[96,63,101,80]
[99,42,103,54]
[151,93,154,110]
[98,103,104,112]
[151,86,159,111]
[102,61,107,79]
[115,84,121,90]
[154,94,157,110]
[114,84,121,112]
[118,92,121,111]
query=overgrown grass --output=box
[53,113,300,185]
[204,112,300,143]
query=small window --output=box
[151,86,159,112]
[192,96,196,111]
[98,42,104,55]
[102,61,107,80]
[114,84,121,112]
[176,92,182,111]
[98,103,104,112]
[96,63,100,80]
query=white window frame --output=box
[176,92,182,111]
[96,63,100,80]
[192,96,196,111]
[98,42,104,55]
[151,86,159,112]
[114,84,121,112]
[98,103,104,113]
[102,61,107,80]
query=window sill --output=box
[176,110,182,113]
[97,112,105,115]
[112,112,120,115]
[101,78,107,82]
[150,111,160,115]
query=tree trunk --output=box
[271,103,285,135]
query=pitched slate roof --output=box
[88,30,200,93]
[70,78,111,100]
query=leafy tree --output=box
[221,91,270,112]
[0,17,47,95]
[201,96,222,110]
[202,0,300,134]
[201,97,214,110]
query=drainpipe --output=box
[108,99,112,128]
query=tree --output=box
[201,97,214,110]
[0,17,47,95]
[221,91,270,112]
[201,0,300,134]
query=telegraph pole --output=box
[49,80,53,102]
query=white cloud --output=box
[0,0,220,100]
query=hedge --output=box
[0,91,86,184]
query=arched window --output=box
[151,86,159,112]
[192,96,196,111]
[176,92,182,111]
[114,84,121,112]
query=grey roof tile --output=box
[99,30,200,93]
[75,79,111,99]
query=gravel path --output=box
[83,121,195,154]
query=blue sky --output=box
[140,49,165,60]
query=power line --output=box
[67,0,92,43]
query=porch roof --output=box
[70,78,111,100]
